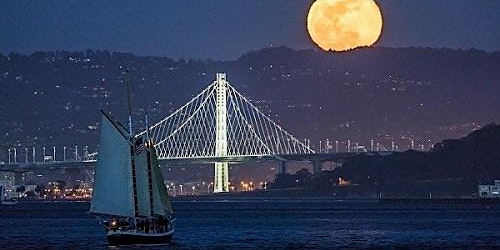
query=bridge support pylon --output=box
[312,160,323,177]
[278,161,287,174]
[214,73,229,193]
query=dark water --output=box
[1,199,499,249]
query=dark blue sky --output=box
[1,0,499,60]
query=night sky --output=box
[1,0,499,60]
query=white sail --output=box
[134,140,173,216]
[90,112,134,217]
[134,144,152,217]
[151,148,174,215]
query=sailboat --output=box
[90,111,175,245]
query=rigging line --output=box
[246,99,267,154]
[194,104,211,156]
[190,101,207,156]
[228,87,253,155]
[229,83,301,148]
[226,111,238,155]
[232,86,273,154]
[230,99,248,155]
[227,92,246,155]
[200,99,217,156]
[175,100,211,158]
[261,110,279,153]
[154,85,217,148]
[193,92,214,156]
[206,99,217,156]
[227,84,314,153]
[155,88,203,152]
[158,85,215,154]
[239,89,272,154]
[249,95,275,154]
[227,86,272,156]
[136,81,217,137]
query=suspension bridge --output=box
[1,73,395,193]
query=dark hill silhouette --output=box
[271,124,500,198]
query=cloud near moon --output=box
[307,0,383,52]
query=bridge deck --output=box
[0,151,394,171]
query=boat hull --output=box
[106,230,173,246]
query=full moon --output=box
[307,0,383,52]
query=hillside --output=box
[1,47,499,160]
[272,124,500,198]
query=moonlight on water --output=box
[307,0,383,52]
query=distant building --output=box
[0,173,16,199]
[478,180,500,198]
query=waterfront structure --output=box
[0,174,15,199]
[478,180,500,198]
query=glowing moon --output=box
[307,0,383,51]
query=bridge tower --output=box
[214,73,229,193]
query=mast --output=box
[124,69,139,218]
[145,114,154,217]
[124,69,133,136]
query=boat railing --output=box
[104,216,174,234]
